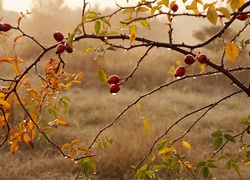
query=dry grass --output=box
[1,83,249,179]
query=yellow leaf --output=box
[70,147,77,159]
[176,60,181,66]
[65,82,73,90]
[168,65,175,75]
[0,92,6,98]
[238,0,244,8]
[216,7,231,19]
[61,143,71,149]
[186,1,199,14]
[207,7,218,25]
[138,19,151,30]
[143,116,151,135]
[200,63,205,71]
[77,146,91,153]
[129,24,137,44]
[182,141,192,149]
[230,0,238,11]
[0,99,11,109]
[13,60,20,75]
[135,103,142,109]
[244,161,250,167]
[84,47,94,55]
[74,72,84,82]
[158,147,177,155]
[226,43,238,63]
[71,139,82,145]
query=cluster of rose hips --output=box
[174,53,209,77]
[107,75,121,94]
[0,22,12,32]
[53,31,73,54]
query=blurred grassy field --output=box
[1,2,250,180]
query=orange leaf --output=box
[13,35,23,42]
[10,142,19,154]
[57,118,69,127]
[23,133,30,144]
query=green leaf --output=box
[138,19,151,30]
[95,20,101,35]
[106,46,116,51]
[207,163,217,168]
[152,164,167,171]
[97,46,104,52]
[196,160,206,168]
[202,166,209,179]
[101,17,111,27]
[232,163,241,175]
[98,65,108,84]
[136,7,150,12]
[211,130,222,137]
[224,134,236,143]
[139,164,148,171]
[94,54,102,61]
[213,137,223,151]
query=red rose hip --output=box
[184,54,195,65]
[110,84,120,94]
[64,41,73,53]
[107,75,120,84]
[174,66,186,77]
[198,53,209,64]
[56,44,65,54]
[171,4,179,12]
[236,13,248,21]
[53,31,64,42]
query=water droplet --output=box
[176,76,181,79]
[64,156,68,159]
[74,160,78,164]
[120,28,123,30]
[104,36,107,40]
[193,77,197,79]
[167,48,172,51]
[9,141,12,144]
[93,172,97,175]
[23,119,27,123]
[212,177,216,180]
[111,93,117,96]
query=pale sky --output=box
[2,0,140,12]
